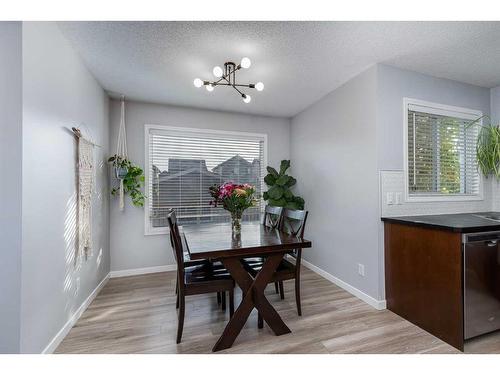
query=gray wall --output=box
[109,100,290,272]
[290,66,380,299]
[289,64,492,303]
[376,64,492,299]
[376,64,491,171]
[0,22,23,354]
[21,22,110,353]
[491,86,500,122]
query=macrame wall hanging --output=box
[116,97,129,211]
[72,127,97,262]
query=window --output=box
[404,98,482,201]
[145,125,267,234]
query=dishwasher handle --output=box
[463,231,500,244]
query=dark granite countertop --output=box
[381,212,500,233]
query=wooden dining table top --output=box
[182,221,312,260]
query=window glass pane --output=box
[408,107,479,197]
[147,129,265,228]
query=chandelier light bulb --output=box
[240,57,251,69]
[242,94,251,104]
[193,78,203,88]
[255,82,264,91]
[206,84,214,92]
[213,66,223,78]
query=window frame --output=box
[403,98,484,203]
[144,124,268,235]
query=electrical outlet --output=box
[358,263,365,277]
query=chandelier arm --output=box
[196,60,253,100]
[209,66,241,86]
[222,76,245,96]
[218,65,241,84]
[204,62,243,86]
[231,85,245,96]
[206,82,255,88]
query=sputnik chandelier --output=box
[193,57,264,104]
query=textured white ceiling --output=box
[58,21,500,117]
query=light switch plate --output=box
[386,192,394,205]
[395,192,402,205]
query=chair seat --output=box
[184,263,234,292]
[242,257,296,281]
[183,256,209,266]
[183,254,223,268]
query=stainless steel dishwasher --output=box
[463,231,500,339]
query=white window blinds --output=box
[407,102,480,198]
[146,126,266,231]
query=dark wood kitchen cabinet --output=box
[384,222,464,350]
[383,212,500,351]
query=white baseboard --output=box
[301,259,387,310]
[42,273,110,354]
[110,264,177,278]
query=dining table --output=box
[182,221,312,352]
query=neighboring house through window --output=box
[145,125,267,234]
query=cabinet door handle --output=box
[486,240,498,247]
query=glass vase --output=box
[231,212,242,236]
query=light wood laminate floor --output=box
[55,268,500,354]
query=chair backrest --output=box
[279,209,308,263]
[167,209,185,280]
[279,208,308,238]
[262,205,283,229]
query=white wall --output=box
[290,66,380,301]
[0,21,23,354]
[109,100,291,272]
[21,22,110,353]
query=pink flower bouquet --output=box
[209,182,258,234]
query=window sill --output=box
[145,227,169,236]
[405,194,484,203]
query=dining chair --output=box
[167,209,235,343]
[170,217,226,310]
[242,205,284,293]
[247,209,308,316]
[264,205,284,293]
[263,205,283,229]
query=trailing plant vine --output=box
[108,154,146,207]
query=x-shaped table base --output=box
[212,252,291,352]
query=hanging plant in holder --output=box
[109,98,146,209]
[108,155,145,207]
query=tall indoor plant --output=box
[263,160,305,210]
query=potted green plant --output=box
[108,154,146,207]
[468,116,500,178]
[263,160,304,210]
